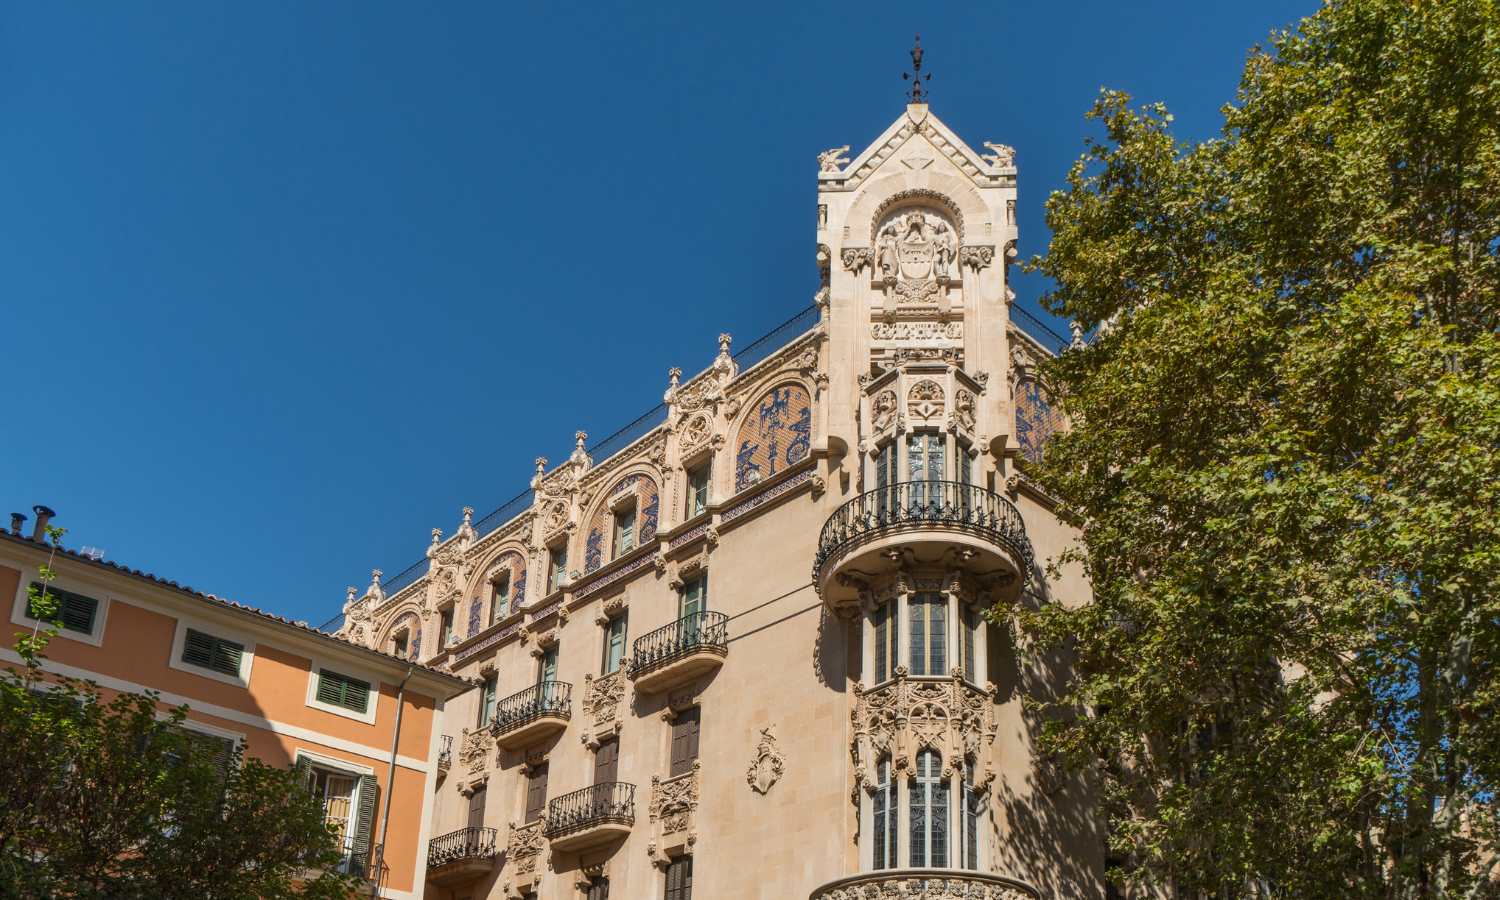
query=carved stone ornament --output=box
[841,247,873,274]
[505,819,545,883]
[871,389,899,433]
[746,725,786,795]
[981,141,1016,167]
[908,379,945,421]
[850,672,998,791]
[818,144,850,172]
[583,671,625,741]
[458,727,491,774]
[678,412,712,454]
[874,209,957,301]
[649,761,701,836]
[953,389,977,431]
[811,872,1038,900]
[960,244,996,271]
[871,321,962,342]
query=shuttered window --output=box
[525,763,548,822]
[27,583,98,634]
[181,628,245,677]
[670,707,700,778]
[316,669,371,714]
[664,855,693,900]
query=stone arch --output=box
[732,380,814,492]
[376,608,423,662]
[465,544,529,607]
[845,169,991,247]
[579,469,660,575]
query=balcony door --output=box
[467,786,486,831]
[678,576,707,649]
[537,645,558,685]
[874,441,897,524]
[907,433,944,512]
[594,738,620,785]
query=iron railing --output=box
[543,782,636,838]
[426,826,498,868]
[436,734,453,770]
[628,611,729,678]
[814,481,1034,577]
[491,680,572,735]
[1010,303,1070,354]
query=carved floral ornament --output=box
[851,671,998,794]
[504,819,545,885]
[581,671,626,747]
[649,761,701,837]
[458,727,492,774]
[746,725,786,795]
[908,379,945,421]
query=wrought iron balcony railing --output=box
[628,611,729,678]
[491,680,572,736]
[436,733,453,771]
[426,826,498,868]
[543,782,636,839]
[814,480,1034,575]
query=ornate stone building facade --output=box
[334,100,1099,899]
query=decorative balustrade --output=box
[628,611,729,679]
[544,782,636,842]
[426,825,498,869]
[491,680,572,735]
[815,481,1033,577]
[809,869,1039,900]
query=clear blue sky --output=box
[1,0,1310,625]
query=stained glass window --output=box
[873,758,896,869]
[909,593,947,676]
[910,749,948,868]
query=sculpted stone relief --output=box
[812,874,1036,900]
[648,761,701,836]
[870,321,962,342]
[953,388,977,432]
[876,210,957,284]
[908,380,945,422]
[458,726,491,774]
[504,819,545,890]
[582,671,626,745]
[851,671,998,792]
[870,389,899,433]
[746,725,787,795]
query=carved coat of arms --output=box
[875,211,956,303]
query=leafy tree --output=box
[1,529,359,899]
[1018,0,1500,897]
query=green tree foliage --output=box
[1020,0,1500,896]
[1,531,359,899]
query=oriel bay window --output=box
[872,757,896,870]
[862,749,989,871]
[907,432,944,508]
[909,749,949,868]
[872,598,898,683]
[908,593,946,676]
[863,592,988,685]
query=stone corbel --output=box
[593,595,627,627]
[574,863,607,892]
[669,553,709,591]
[810,475,827,499]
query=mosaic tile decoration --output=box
[1014,378,1065,464]
[467,598,483,638]
[735,383,813,492]
[583,473,661,574]
[489,551,528,619]
[390,612,421,662]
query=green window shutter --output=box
[182,629,243,676]
[211,635,244,676]
[29,583,99,634]
[349,773,379,877]
[292,755,314,792]
[317,670,371,713]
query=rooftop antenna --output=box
[80,546,105,561]
[902,33,931,103]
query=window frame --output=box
[169,616,257,688]
[601,613,628,675]
[479,674,498,727]
[908,592,948,677]
[872,756,897,870]
[612,502,637,559]
[304,657,380,725]
[909,748,950,868]
[664,854,693,900]
[490,570,513,624]
[686,460,711,518]
[547,544,568,594]
[293,749,375,867]
[11,575,110,648]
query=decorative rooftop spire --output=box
[902,34,930,103]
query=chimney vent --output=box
[31,505,56,542]
[9,513,26,536]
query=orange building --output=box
[2,507,470,899]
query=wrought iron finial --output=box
[902,34,930,103]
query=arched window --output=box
[962,760,983,870]
[909,593,947,676]
[909,749,949,867]
[872,757,896,870]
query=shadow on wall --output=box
[991,570,1107,900]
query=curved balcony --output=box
[628,611,729,694]
[426,826,498,886]
[491,680,572,750]
[544,782,635,852]
[809,869,1040,900]
[814,481,1033,609]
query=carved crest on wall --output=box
[678,411,712,454]
[582,671,626,748]
[876,210,956,286]
[953,388,977,431]
[746,725,786,795]
[908,380,945,421]
[871,389,899,432]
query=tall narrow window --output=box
[593,737,620,784]
[872,757,897,869]
[909,593,947,676]
[873,599,898,683]
[538,645,558,685]
[439,607,455,648]
[311,767,357,854]
[602,614,628,675]
[664,855,693,900]
[874,442,896,523]
[391,631,408,658]
[670,707,701,778]
[524,763,548,822]
[961,605,979,682]
[490,572,511,624]
[907,433,945,510]
[548,545,568,593]
[687,462,711,517]
[613,505,636,558]
[963,764,981,870]
[478,674,497,727]
[958,446,975,519]
[678,576,707,650]
[909,749,949,868]
[586,876,609,900]
[468,785,487,830]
